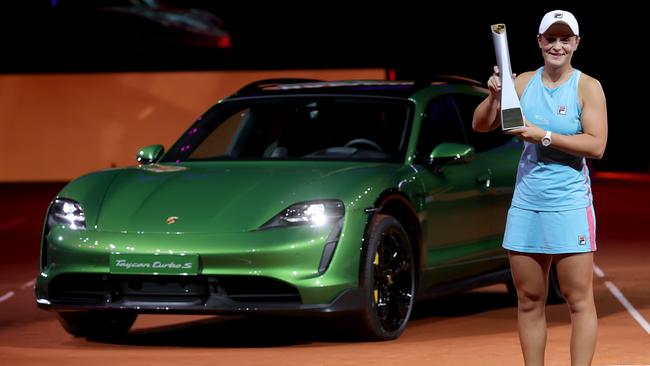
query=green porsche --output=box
[36,77,524,340]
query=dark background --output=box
[1,1,646,172]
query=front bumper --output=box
[35,274,365,315]
[38,213,370,312]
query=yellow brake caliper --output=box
[374,252,379,304]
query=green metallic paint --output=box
[39,161,414,305]
[92,161,397,233]
[136,144,164,164]
[430,143,475,164]
[37,81,522,315]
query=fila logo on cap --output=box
[539,10,579,36]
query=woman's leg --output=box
[509,251,553,366]
[554,252,597,366]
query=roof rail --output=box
[232,78,324,97]
[412,75,484,90]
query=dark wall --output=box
[226,5,644,172]
[1,2,645,172]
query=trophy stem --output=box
[491,24,525,130]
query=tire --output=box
[57,311,137,338]
[347,214,416,341]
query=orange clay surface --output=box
[1,179,648,365]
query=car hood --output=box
[92,161,399,233]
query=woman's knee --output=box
[562,290,595,314]
[516,288,547,312]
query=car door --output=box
[452,92,521,272]
[413,94,499,287]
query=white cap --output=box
[539,10,579,36]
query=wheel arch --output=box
[361,190,423,284]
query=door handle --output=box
[476,170,492,190]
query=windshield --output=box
[162,96,412,163]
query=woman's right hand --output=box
[487,65,516,100]
[487,65,502,99]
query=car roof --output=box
[228,76,484,99]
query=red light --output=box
[387,69,396,81]
[593,172,650,182]
[217,36,232,49]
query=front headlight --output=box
[47,198,86,230]
[261,200,344,229]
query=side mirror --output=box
[136,144,164,165]
[429,143,475,167]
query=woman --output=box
[472,10,608,366]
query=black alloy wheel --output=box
[350,214,415,340]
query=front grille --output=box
[218,276,302,303]
[117,276,209,303]
[49,274,109,304]
[48,274,302,305]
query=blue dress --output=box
[502,68,596,254]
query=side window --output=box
[416,95,467,160]
[453,93,514,152]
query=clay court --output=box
[1,177,648,365]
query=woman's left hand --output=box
[506,118,546,144]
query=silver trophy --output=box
[491,24,525,130]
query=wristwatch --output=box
[541,130,553,147]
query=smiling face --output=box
[537,22,580,69]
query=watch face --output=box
[542,138,551,147]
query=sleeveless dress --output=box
[502,67,596,254]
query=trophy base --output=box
[501,108,525,130]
